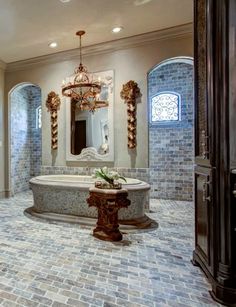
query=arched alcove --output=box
[148,57,194,200]
[8,83,42,195]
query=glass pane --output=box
[36,106,42,129]
[151,93,179,122]
[38,107,42,129]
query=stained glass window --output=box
[151,92,180,123]
[36,106,42,129]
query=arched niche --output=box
[148,56,194,200]
[8,82,42,195]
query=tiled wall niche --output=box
[10,85,42,194]
[148,60,194,200]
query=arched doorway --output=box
[148,56,194,200]
[8,83,42,195]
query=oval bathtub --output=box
[29,175,150,223]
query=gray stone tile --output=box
[66,298,89,306]
[0,191,223,307]
[16,297,39,307]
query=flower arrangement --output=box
[93,167,126,189]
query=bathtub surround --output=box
[41,166,150,185]
[40,166,151,212]
[42,165,193,200]
[29,175,150,223]
[10,85,42,194]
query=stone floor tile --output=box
[0,291,17,302]
[93,292,116,304]
[51,302,69,307]
[16,297,39,307]
[31,294,53,306]
[0,191,224,307]
[66,298,89,306]
[1,301,22,307]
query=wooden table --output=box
[87,187,130,241]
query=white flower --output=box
[102,166,108,174]
[93,167,126,184]
[109,171,119,180]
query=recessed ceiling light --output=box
[49,42,58,48]
[112,26,123,33]
[60,0,71,2]
[134,0,152,5]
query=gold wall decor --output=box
[120,80,141,149]
[46,91,61,150]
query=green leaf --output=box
[119,176,127,182]
[96,168,113,184]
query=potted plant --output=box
[93,167,126,189]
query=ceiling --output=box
[0,0,193,63]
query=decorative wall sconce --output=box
[120,80,141,149]
[46,91,61,150]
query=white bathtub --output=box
[29,175,150,222]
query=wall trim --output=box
[0,190,11,198]
[6,23,193,72]
[148,56,194,74]
[0,59,6,70]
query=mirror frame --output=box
[65,69,114,162]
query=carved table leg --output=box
[87,188,130,241]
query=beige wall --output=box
[0,67,5,196]
[5,34,193,173]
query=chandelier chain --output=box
[79,34,82,66]
[61,30,109,112]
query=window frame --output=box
[35,105,42,129]
[149,91,181,126]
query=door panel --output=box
[195,166,214,273]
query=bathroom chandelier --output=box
[61,31,108,112]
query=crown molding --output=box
[0,59,6,70]
[6,23,192,73]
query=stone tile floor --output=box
[0,191,221,307]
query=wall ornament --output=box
[120,80,141,149]
[46,91,61,150]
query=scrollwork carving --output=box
[46,91,61,150]
[120,80,141,149]
[87,188,130,241]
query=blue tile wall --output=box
[148,62,194,200]
[11,85,41,194]
[29,87,42,177]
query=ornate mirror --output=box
[65,70,114,162]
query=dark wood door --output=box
[194,166,214,275]
[194,0,236,304]
[193,0,216,279]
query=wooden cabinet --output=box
[193,0,236,305]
